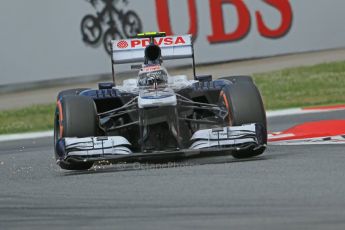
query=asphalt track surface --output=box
[1,110,345,230]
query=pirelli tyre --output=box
[54,95,98,170]
[56,88,89,100]
[219,79,267,159]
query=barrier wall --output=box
[1,0,345,86]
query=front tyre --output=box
[219,79,267,159]
[56,88,89,101]
[54,96,98,170]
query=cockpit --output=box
[138,65,169,88]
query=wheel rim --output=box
[219,91,233,126]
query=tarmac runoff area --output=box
[1,48,345,111]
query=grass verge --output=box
[253,60,345,109]
[0,61,345,135]
[0,104,55,135]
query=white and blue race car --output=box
[54,32,267,170]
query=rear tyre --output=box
[54,96,98,170]
[219,79,267,159]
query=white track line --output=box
[269,135,345,145]
[266,108,345,117]
[0,131,53,142]
[1,107,345,142]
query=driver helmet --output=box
[138,65,169,88]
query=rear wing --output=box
[110,34,196,83]
[111,35,193,64]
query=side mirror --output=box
[196,75,212,82]
[98,82,115,90]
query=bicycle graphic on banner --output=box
[81,0,143,55]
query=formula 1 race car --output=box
[54,32,267,170]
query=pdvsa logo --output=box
[115,36,187,50]
[117,40,129,48]
[131,36,186,48]
[81,0,143,54]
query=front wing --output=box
[55,124,266,164]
